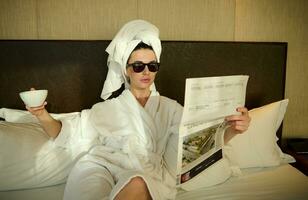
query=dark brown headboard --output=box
[0,40,287,138]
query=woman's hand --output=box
[25,88,48,118]
[224,107,251,144]
[23,88,61,138]
[26,101,48,117]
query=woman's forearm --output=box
[36,110,62,138]
[224,127,235,144]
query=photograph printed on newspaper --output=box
[176,75,249,185]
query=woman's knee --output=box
[129,177,148,189]
[128,177,151,198]
[115,176,151,200]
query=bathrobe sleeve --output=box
[53,109,100,152]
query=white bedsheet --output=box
[177,164,308,200]
[0,164,307,200]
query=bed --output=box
[0,40,307,200]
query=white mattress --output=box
[1,164,307,200]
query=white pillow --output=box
[0,108,79,123]
[224,99,295,168]
[0,121,78,191]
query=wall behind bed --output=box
[0,0,307,139]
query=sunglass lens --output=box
[132,63,145,73]
[148,63,159,72]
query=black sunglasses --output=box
[127,62,160,73]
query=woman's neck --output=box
[130,88,151,107]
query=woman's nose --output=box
[142,66,150,74]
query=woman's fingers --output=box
[227,120,249,132]
[26,101,47,117]
[237,107,249,116]
[225,106,251,134]
[26,101,47,110]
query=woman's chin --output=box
[140,81,153,87]
[132,85,152,91]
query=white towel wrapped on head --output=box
[101,19,162,100]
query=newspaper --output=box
[176,75,249,185]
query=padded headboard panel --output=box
[0,40,286,114]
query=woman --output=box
[27,20,250,200]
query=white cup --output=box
[19,89,48,107]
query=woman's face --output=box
[126,48,158,91]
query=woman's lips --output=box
[140,78,151,83]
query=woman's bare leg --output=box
[114,176,152,200]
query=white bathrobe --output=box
[57,89,183,200]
